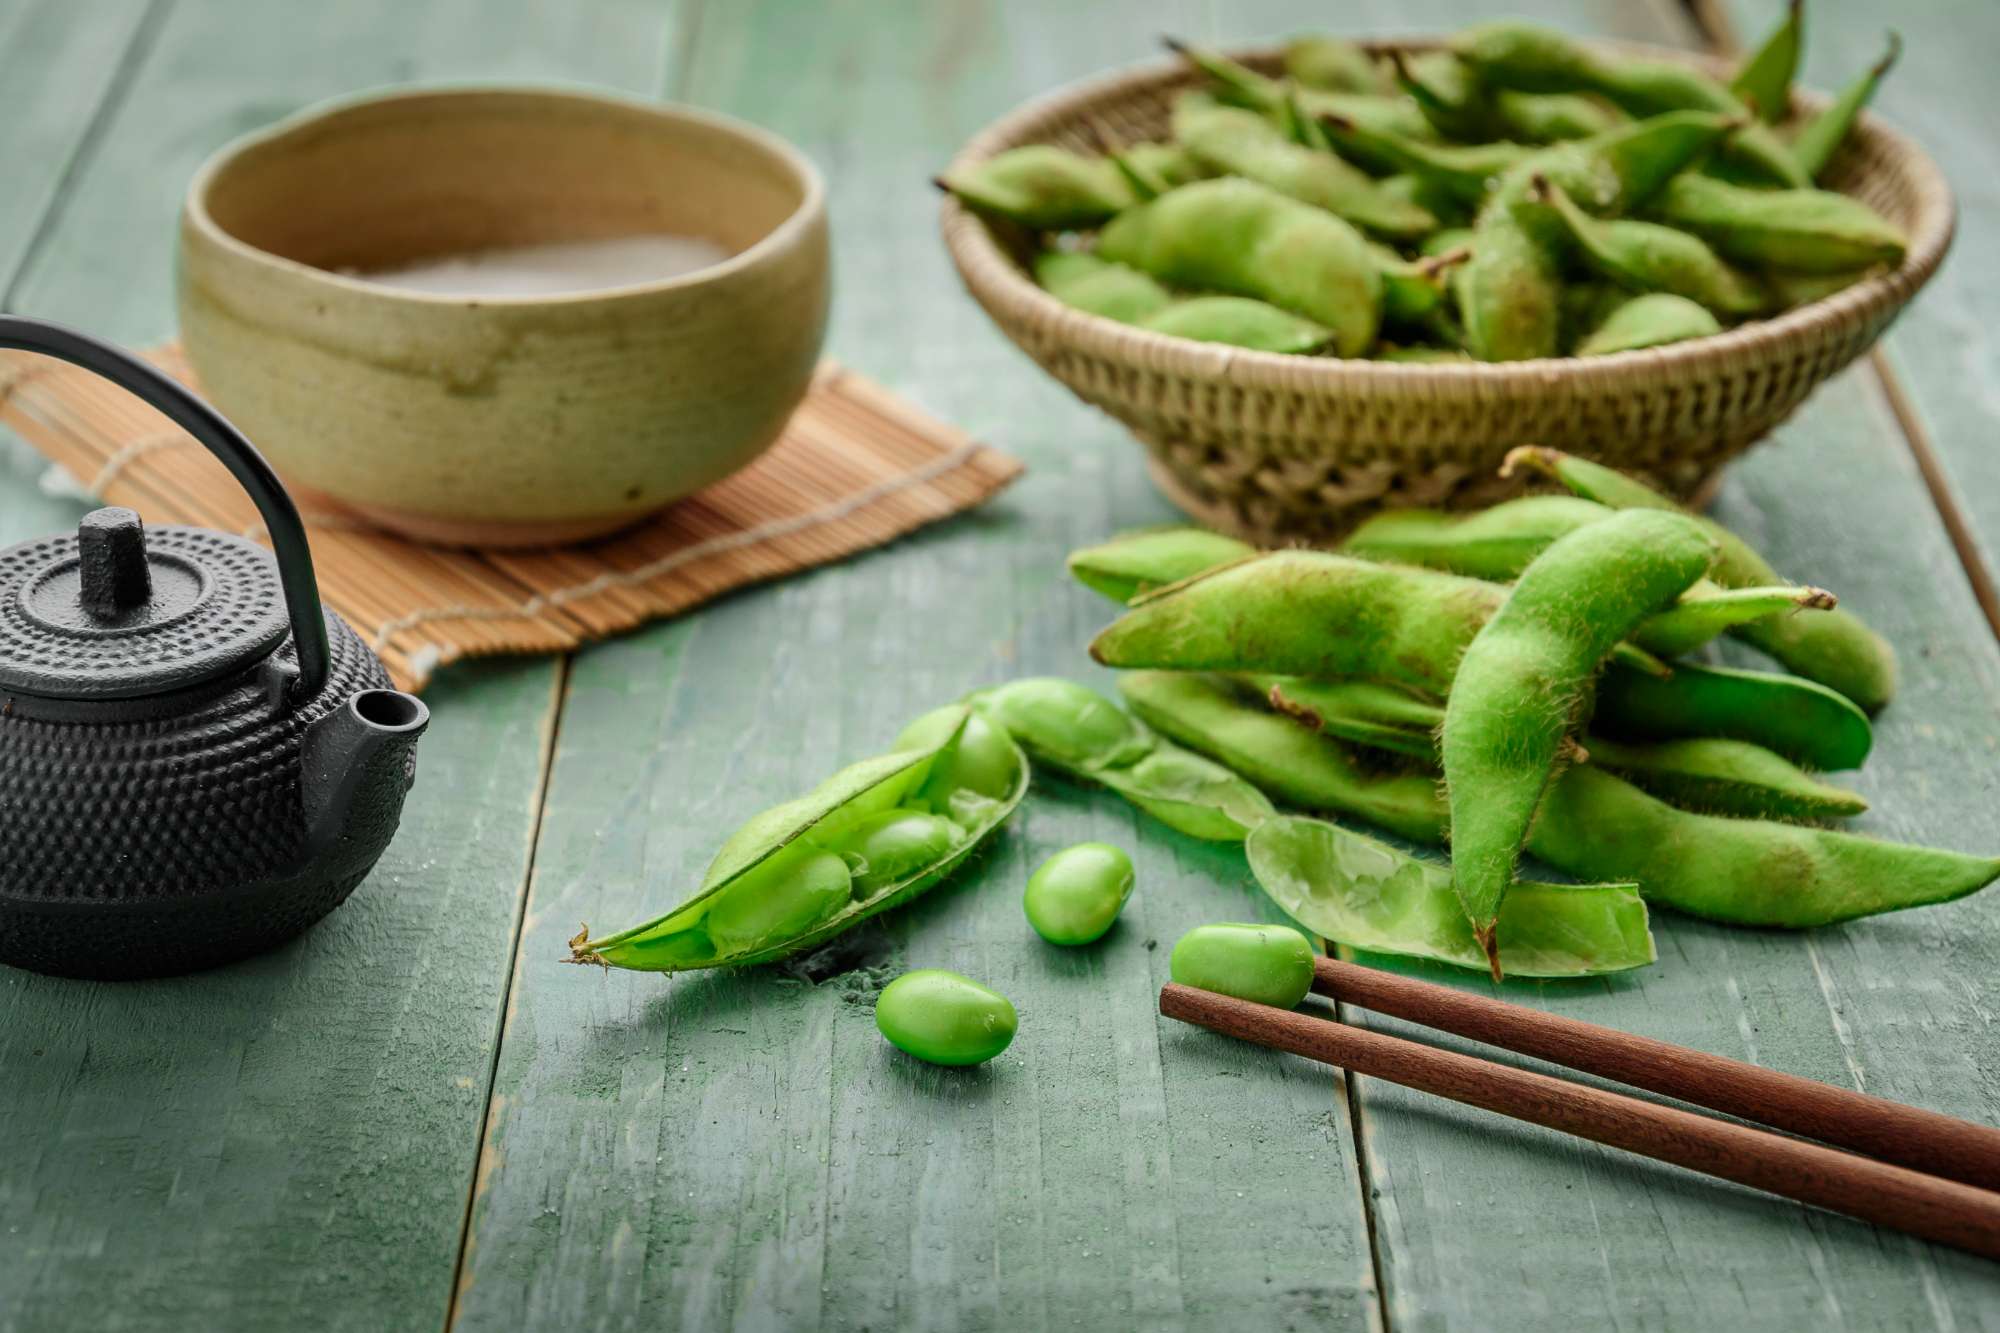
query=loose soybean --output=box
[1024,842,1137,945]
[875,970,1018,1067]
[1169,922,1317,1008]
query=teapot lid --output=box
[0,506,289,700]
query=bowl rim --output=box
[940,36,1957,380]
[183,82,829,308]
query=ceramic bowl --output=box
[179,86,829,547]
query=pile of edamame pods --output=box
[941,9,1909,361]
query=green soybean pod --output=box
[1283,34,1390,94]
[938,145,1133,230]
[1165,38,1439,148]
[1097,178,1385,356]
[875,970,1018,1067]
[1247,816,1655,977]
[1792,33,1901,181]
[1369,243,1467,326]
[568,705,1027,972]
[1581,735,1867,821]
[1169,922,1317,1008]
[1140,296,1335,354]
[1442,510,1717,966]
[1576,293,1724,356]
[1649,173,1906,273]
[1319,110,1535,208]
[1460,210,1563,361]
[1066,527,1256,604]
[1258,676,1441,757]
[1508,445,1898,711]
[1767,267,1876,309]
[1494,110,1737,222]
[1629,583,1837,658]
[1593,660,1873,771]
[1024,842,1137,945]
[1533,174,1768,317]
[1341,495,1613,579]
[1730,0,1803,123]
[1171,94,1436,240]
[1033,251,1174,324]
[1119,671,1451,844]
[968,677,1274,841]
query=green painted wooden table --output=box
[3,1,1998,1328]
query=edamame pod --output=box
[1730,0,1803,124]
[1508,446,1898,710]
[1630,583,1837,658]
[1576,293,1724,355]
[1140,296,1335,354]
[1319,111,1536,209]
[875,970,1018,1067]
[1451,21,1809,187]
[1284,35,1390,95]
[1393,50,1619,145]
[1258,676,1440,758]
[1126,671,1998,928]
[1166,38,1439,159]
[1533,174,1768,317]
[968,677,1273,841]
[1649,173,1906,274]
[1097,178,1384,356]
[1593,660,1872,771]
[568,705,1027,972]
[938,145,1134,230]
[1024,842,1136,945]
[1066,527,1255,604]
[1459,211,1563,361]
[1581,735,1867,821]
[1169,922,1317,1008]
[1341,494,1613,579]
[1442,510,1716,965]
[1034,251,1173,324]
[1492,111,1739,221]
[1172,94,1436,240]
[1792,32,1900,181]
[1247,816,1655,977]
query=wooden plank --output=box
[1335,4,2000,1327]
[1707,0,2000,622]
[0,2,673,1330]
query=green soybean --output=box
[1140,296,1335,354]
[1097,177,1384,356]
[1792,32,1900,181]
[875,970,1018,1067]
[939,145,1134,229]
[1450,21,1809,187]
[1066,527,1256,603]
[1509,445,1898,710]
[1576,292,1724,355]
[1442,510,1716,962]
[1247,816,1655,977]
[1534,174,1768,317]
[1170,922,1317,1008]
[1126,671,1999,929]
[1025,842,1137,945]
[1172,94,1436,240]
[1284,35,1390,94]
[1649,173,1907,274]
[1582,734,1867,821]
[1034,251,1173,323]
[569,704,1026,972]
[1731,0,1804,123]
[969,676,1273,841]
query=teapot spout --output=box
[302,689,431,858]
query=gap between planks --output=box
[1681,0,2000,643]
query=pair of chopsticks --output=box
[1160,956,2000,1260]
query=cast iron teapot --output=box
[0,316,429,979]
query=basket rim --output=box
[940,35,1957,385]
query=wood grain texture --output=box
[0,1,669,1329]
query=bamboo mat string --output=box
[0,344,1022,691]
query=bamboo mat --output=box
[0,344,1022,691]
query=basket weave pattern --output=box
[941,42,1955,543]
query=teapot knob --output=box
[77,507,152,619]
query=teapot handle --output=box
[0,316,331,700]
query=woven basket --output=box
[941,39,1955,543]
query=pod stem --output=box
[565,923,609,967]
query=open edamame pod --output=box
[568,705,1026,972]
[1247,816,1655,977]
[1508,445,1898,710]
[1097,177,1384,356]
[1124,671,1997,929]
[1581,735,1867,821]
[969,677,1273,841]
[1442,510,1716,970]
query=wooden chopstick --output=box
[1310,956,2000,1194]
[1159,983,2000,1261]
